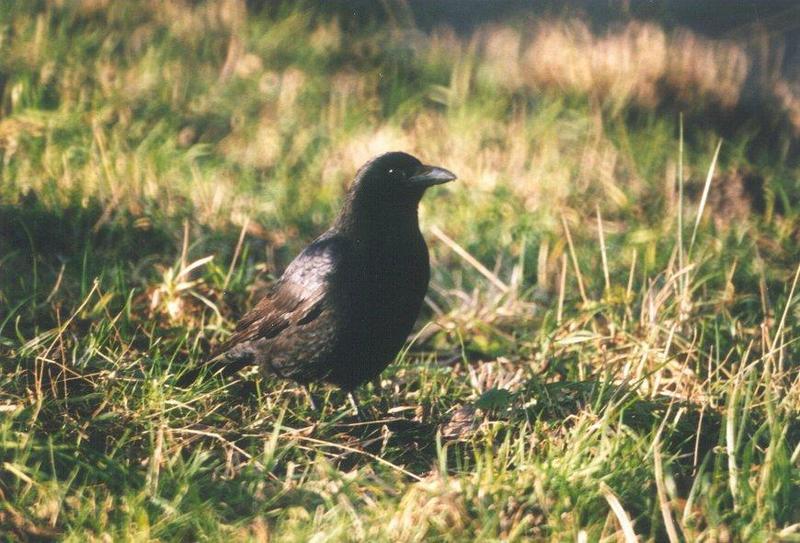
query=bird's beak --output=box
[408,164,457,187]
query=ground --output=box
[2,2,800,541]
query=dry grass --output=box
[474,19,760,113]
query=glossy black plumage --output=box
[195,152,456,391]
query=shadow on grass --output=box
[0,191,175,320]
[0,189,275,334]
[200,378,442,478]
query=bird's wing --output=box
[184,234,349,383]
[223,236,341,347]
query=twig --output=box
[561,215,588,303]
[596,205,611,293]
[224,217,250,291]
[430,225,509,293]
[687,138,722,258]
[293,434,423,481]
[653,429,682,543]
[557,254,567,324]
[180,219,190,272]
[600,482,639,542]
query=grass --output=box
[2,1,800,540]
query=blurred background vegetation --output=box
[2,1,800,540]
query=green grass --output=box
[2,2,800,541]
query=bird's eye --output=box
[388,168,404,178]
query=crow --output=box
[186,152,456,409]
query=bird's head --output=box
[348,151,457,206]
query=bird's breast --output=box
[373,233,428,288]
[345,233,429,327]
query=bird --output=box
[186,151,456,411]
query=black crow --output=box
[189,152,456,406]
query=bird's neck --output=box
[334,195,422,245]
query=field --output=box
[2,2,800,541]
